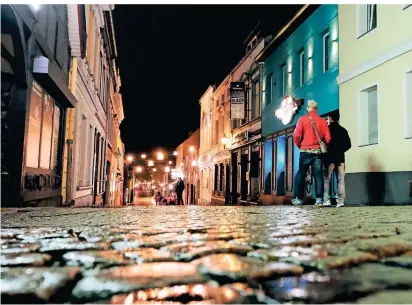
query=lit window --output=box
[26,82,62,170]
[299,50,305,86]
[359,85,378,146]
[358,4,377,37]
[323,32,330,72]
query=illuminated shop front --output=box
[257,4,339,204]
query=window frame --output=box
[251,78,260,120]
[25,81,63,172]
[357,83,380,147]
[357,4,377,38]
[323,32,330,73]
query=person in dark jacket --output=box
[323,111,351,208]
[176,177,185,205]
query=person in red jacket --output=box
[292,100,331,207]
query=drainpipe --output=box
[66,57,78,206]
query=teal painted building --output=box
[257,5,339,203]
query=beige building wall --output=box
[338,4,412,204]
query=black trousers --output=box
[177,193,184,205]
[294,152,324,199]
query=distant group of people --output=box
[292,100,351,208]
[154,177,185,205]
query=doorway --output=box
[240,151,248,201]
[231,153,238,204]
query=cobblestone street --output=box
[1,205,412,304]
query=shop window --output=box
[276,136,286,195]
[323,32,330,72]
[214,164,218,191]
[299,50,305,86]
[26,82,62,170]
[263,140,272,195]
[359,85,378,146]
[405,70,412,138]
[272,139,277,192]
[358,4,377,38]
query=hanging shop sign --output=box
[230,82,246,120]
[275,96,303,125]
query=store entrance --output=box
[231,153,238,204]
[250,149,259,201]
[240,153,248,201]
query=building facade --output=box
[228,34,266,205]
[176,130,200,205]
[338,4,412,205]
[258,5,339,204]
[64,4,120,207]
[198,86,214,205]
[2,5,77,206]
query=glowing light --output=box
[136,166,142,173]
[173,151,178,156]
[169,161,173,165]
[192,160,198,166]
[180,162,184,166]
[126,155,134,162]
[169,184,174,190]
[141,154,147,159]
[189,146,195,153]
[165,166,170,173]
[153,168,157,172]
[156,152,164,160]
[31,4,41,10]
[221,137,230,145]
[148,160,154,167]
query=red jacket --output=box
[293,110,331,150]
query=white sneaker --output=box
[323,199,332,206]
[336,201,345,208]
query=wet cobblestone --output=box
[1,205,412,303]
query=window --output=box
[282,64,287,97]
[214,164,218,191]
[219,164,224,191]
[359,85,378,146]
[405,70,412,138]
[358,4,377,37]
[221,94,224,105]
[78,114,88,186]
[266,74,272,106]
[299,51,305,86]
[26,81,62,170]
[251,79,260,120]
[323,33,330,72]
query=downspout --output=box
[66,57,78,206]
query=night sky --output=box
[113,5,302,154]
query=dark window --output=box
[323,33,330,72]
[300,51,305,86]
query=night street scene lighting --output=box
[1,3,411,305]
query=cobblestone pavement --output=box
[1,205,412,304]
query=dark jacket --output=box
[326,122,351,163]
[176,180,185,194]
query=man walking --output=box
[292,100,331,207]
[176,177,185,205]
[323,111,351,208]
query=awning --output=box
[33,56,77,108]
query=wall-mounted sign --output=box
[230,82,245,120]
[275,96,303,125]
[233,131,248,144]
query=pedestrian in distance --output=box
[176,177,185,205]
[292,100,331,207]
[323,111,351,208]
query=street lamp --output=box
[126,155,134,163]
[141,154,147,159]
[173,151,178,156]
[192,160,198,166]
[136,166,142,173]
[169,161,173,165]
[153,168,157,172]
[165,166,170,173]
[148,160,154,167]
[189,146,195,153]
[221,136,230,145]
[157,152,164,160]
[180,162,184,167]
